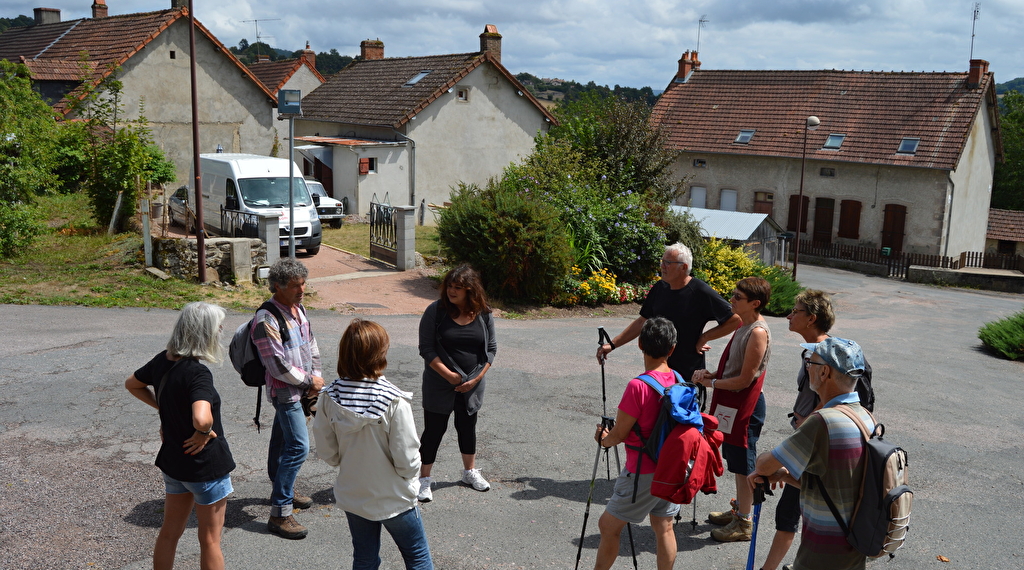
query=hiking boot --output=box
[708,498,740,525]
[460,468,490,491]
[293,493,314,510]
[417,477,433,503]
[711,515,752,542]
[268,515,308,540]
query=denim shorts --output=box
[163,473,233,505]
[604,469,681,524]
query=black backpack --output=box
[229,301,290,431]
[812,405,912,559]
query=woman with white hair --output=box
[125,301,236,570]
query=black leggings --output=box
[419,393,477,465]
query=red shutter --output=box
[837,200,862,239]
[787,195,809,233]
[358,158,370,175]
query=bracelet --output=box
[607,341,616,350]
[711,378,717,389]
[196,427,212,435]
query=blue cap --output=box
[800,337,866,378]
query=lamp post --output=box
[278,89,301,258]
[791,115,820,280]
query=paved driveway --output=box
[1,264,1022,569]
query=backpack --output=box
[651,412,724,505]
[625,372,704,501]
[813,405,912,559]
[228,301,290,432]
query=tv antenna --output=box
[696,14,709,53]
[969,3,980,60]
[241,18,280,59]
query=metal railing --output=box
[797,239,1024,279]
[220,206,260,238]
[369,194,397,266]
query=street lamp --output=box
[278,89,301,258]
[791,115,820,280]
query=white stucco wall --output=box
[271,65,323,123]
[671,153,952,254]
[944,97,997,255]
[99,19,277,188]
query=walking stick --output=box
[575,416,615,570]
[598,327,614,480]
[611,439,638,570]
[746,477,774,570]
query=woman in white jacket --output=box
[313,319,433,570]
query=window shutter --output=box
[837,200,862,239]
[787,195,809,233]
[358,158,370,175]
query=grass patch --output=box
[321,222,441,258]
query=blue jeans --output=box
[268,396,309,517]
[345,507,433,570]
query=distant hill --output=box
[515,73,659,106]
[996,77,1024,95]
[0,14,32,34]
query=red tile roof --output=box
[301,51,555,128]
[0,8,275,114]
[987,208,1024,242]
[651,68,1000,171]
[19,56,93,81]
[248,58,325,93]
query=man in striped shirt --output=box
[254,258,324,539]
[748,337,873,570]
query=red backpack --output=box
[650,413,725,504]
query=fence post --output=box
[395,206,416,271]
[259,214,280,266]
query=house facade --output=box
[292,26,556,221]
[248,44,325,122]
[0,1,279,185]
[986,208,1024,256]
[652,52,1003,256]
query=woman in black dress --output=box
[416,265,497,503]
[125,301,235,570]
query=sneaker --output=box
[293,493,313,510]
[460,468,490,492]
[711,515,752,542]
[708,498,740,525]
[268,515,308,540]
[417,477,433,503]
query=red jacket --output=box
[650,413,724,504]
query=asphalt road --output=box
[1,264,1022,569]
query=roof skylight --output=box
[897,137,920,154]
[823,133,846,149]
[404,70,432,87]
[734,129,755,144]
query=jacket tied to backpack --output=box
[651,413,725,504]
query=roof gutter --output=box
[391,129,417,218]
[943,173,955,257]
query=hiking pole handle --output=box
[753,476,774,505]
[598,326,614,349]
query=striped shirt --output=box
[772,393,873,570]
[252,298,322,403]
[327,376,410,418]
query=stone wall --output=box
[154,237,266,283]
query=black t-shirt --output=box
[134,351,235,482]
[640,278,734,381]
[438,315,486,374]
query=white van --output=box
[198,153,322,255]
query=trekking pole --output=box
[598,327,614,480]
[574,424,608,570]
[611,441,638,570]
[746,477,775,570]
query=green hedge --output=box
[979,311,1024,360]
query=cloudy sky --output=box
[8,0,1024,88]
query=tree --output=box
[0,60,58,203]
[313,49,353,76]
[993,90,1024,210]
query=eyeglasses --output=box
[660,260,686,266]
[731,292,748,301]
[804,358,829,370]
[789,308,807,315]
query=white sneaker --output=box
[461,468,490,492]
[417,477,433,503]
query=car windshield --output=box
[238,177,309,207]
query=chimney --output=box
[360,39,384,61]
[480,24,501,63]
[676,50,701,82]
[91,0,108,18]
[256,54,270,63]
[171,0,188,8]
[301,41,316,70]
[33,7,61,25]
[967,58,989,89]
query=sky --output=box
[6,0,1024,89]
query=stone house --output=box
[248,44,325,122]
[986,208,1024,256]
[0,0,279,185]
[652,52,1003,256]
[292,25,557,221]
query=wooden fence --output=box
[798,240,1024,279]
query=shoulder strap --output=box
[259,301,291,344]
[636,374,667,395]
[811,404,875,535]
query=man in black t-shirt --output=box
[596,243,740,383]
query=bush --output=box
[657,207,704,262]
[0,201,44,258]
[437,180,572,302]
[692,237,801,315]
[558,266,657,306]
[754,264,801,316]
[979,311,1024,360]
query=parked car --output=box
[168,186,194,232]
[305,178,344,228]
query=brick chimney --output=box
[300,41,316,70]
[676,50,701,81]
[256,54,270,63]
[360,39,384,61]
[33,7,61,25]
[967,58,989,89]
[480,24,501,63]
[91,0,108,18]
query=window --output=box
[837,200,862,239]
[689,186,706,208]
[754,191,774,215]
[358,157,378,175]
[693,159,707,168]
[720,189,737,211]
[787,195,809,233]
[457,88,468,101]
[820,167,836,177]
[169,50,176,59]
[897,137,920,154]
[823,133,845,149]
[734,129,756,144]
[404,70,431,86]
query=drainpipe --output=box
[391,129,416,210]
[943,174,955,257]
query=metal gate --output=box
[369,194,397,266]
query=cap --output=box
[800,336,865,378]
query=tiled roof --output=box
[301,51,555,128]
[651,69,999,171]
[248,58,325,92]
[987,208,1024,242]
[19,56,93,81]
[0,8,274,114]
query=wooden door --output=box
[881,204,907,253]
[813,198,834,244]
